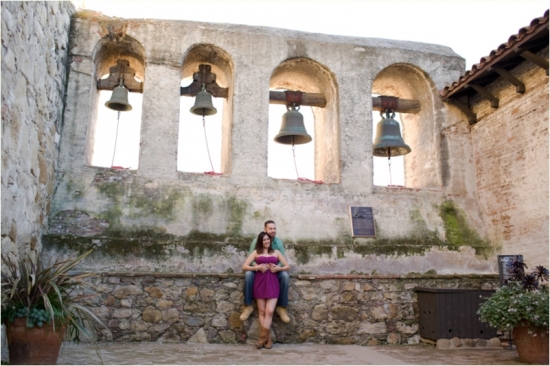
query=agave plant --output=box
[1,250,106,343]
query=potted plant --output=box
[478,256,549,364]
[1,250,106,364]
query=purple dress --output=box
[253,256,280,299]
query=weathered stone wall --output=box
[1,1,74,259]
[82,272,498,345]
[447,48,549,268]
[45,12,497,275]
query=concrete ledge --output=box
[70,271,499,280]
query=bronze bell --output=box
[105,85,132,112]
[274,105,312,145]
[373,111,411,157]
[190,86,217,116]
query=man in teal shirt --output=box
[240,220,290,323]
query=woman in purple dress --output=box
[242,231,290,349]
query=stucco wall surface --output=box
[1,1,75,259]
[469,48,549,268]
[46,12,497,275]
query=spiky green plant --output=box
[1,250,107,361]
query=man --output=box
[240,220,290,323]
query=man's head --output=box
[264,220,276,238]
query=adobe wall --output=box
[1,1,75,260]
[44,12,497,275]
[470,48,548,267]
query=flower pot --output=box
[6,318,66,365]
[512,323,549,364]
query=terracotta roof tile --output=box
[440,9,549,98]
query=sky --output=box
[82,0,548,184]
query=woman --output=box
[242,231,290,349]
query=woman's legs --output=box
[262,298,278,329]
[256,299,266,326]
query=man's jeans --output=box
[243,270,289,307]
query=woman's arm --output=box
[271,250,290,272]
[242,251,266,272]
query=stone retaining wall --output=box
[83,272,498,345]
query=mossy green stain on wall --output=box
[94,181,187,229]
[224,196,248,235]
[191,195,214,230]
[439,200,493,258]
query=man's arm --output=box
[273,237,286,266]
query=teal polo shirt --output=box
[248,236,286,266]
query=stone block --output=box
[146,287,164,299]
[474,339,488,347]
[183,316,204,327]
[311,305,328,321]
[463,338,474,347]
[341,292,356,302]
[331,306,358,322]
[228,312,242,329]
[407,335,420,344]
[158,299,174,308]
[216,300,235,313]
[104,295,116,306]
[120,299,132,308]
[436,339,451,349]
[396,321,418,335]
[298,329,317,342]
[343,282,355,291]
[212,314,228,327]
[366,338,379,346]
[489,337,501,347]
[186,287,198,297]
[200,288,215,300]
[450,336,462,348]
[163,308,180,323]
[142,306,163,323]
[131,321,150,332]
[114,285,143,299]
[219,330,237,343]
[326,322,345,335]
[112,308,132,319]
[357,322,387,334]
[387,332,401,344]
[157,330,180,343]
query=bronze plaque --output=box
[349,206,376,238]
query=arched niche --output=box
[372,63,441,188]
[270,58,340,183]
[181,44,234,174]
[85,35,146,168]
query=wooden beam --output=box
[372,97,421,114]
[268,91,327,107]
[519,50,549,75]
[466,83,499,108]
[447,99,477,125]
[491,67,525,93]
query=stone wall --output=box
[82,272,498,345]
[1,1,75,259]
[459,47,548,267]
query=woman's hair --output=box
[255,231,274,254]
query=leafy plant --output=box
[1,250,107,345]
[478,256,549,331]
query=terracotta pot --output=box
[6,317,66,365]
[512,323,549,364]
